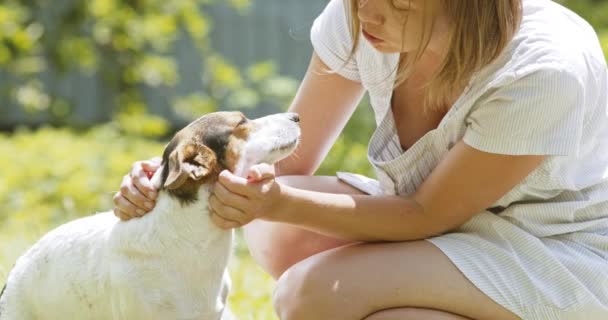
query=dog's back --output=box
[0,284,6,317]
[0,189,232,320]
[0,212,116,319]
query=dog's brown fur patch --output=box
[159,112,252,204]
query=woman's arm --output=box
[113,51,363,220]
[274,52,365,176]
[216,141,544,241]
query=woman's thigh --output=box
[273,240,521,320]
[243,175,364,279]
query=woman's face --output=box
[357,0,449,54]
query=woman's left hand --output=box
[209,163,285,229]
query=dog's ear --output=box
[164,142,216,190]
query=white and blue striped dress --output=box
[312,0,608,318]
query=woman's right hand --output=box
[113,157,161,221]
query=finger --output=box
[121,175,155,211]
[217,170,252,196]
[209,210,241,230]
[247,163,275,182]
[113,208,132,221]
[132,175,158,200]
[247,166,262,181]
[113,193,145,219]
[209,194,248,224]
[131,162,158,199]
[142,158,161,172]
[212,182,249,212]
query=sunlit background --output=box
[0,0,606,319]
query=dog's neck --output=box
[106,169,232,319]
[111,168,229,254]
[156,161,221,205]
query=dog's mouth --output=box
[232,127,300,177]
[271,138,299,153]
[256,137,299,168]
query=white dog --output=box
[0,111,300,320]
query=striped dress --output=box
[312,0,608,318]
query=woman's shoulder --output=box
[468,0,606,100]
[499,0,605,78]
[459,2,608,158]
[310,0,397,83]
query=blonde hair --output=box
[345,0,522,111]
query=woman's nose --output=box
[357,0,385,25]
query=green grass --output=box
[0,125,278,319]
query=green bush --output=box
[0,124,161,272]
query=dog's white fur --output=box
[0,112,300,320]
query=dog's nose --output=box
[288,113,300,123]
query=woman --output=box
[113,0,608,319]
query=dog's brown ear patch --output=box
[164,142,216,190]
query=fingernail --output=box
[144,201,154,209]
[136,209,145,216]
[219,171,230,181]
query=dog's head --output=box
[159,111,300,202]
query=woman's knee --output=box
[243,221,306,279]
[272,254,335,320]
[243,219,353,279]
[364,308,472,320]
[244,175,360,279]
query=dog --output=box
[0,111,300,320]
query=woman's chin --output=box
[369,43,401,54]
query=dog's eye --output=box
[236,118,247,126]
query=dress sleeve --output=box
[310,0,360,82]
[463,68,586,156]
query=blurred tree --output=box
[0,0,297,136]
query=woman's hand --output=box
[113,157,161,220]
[209,163,286,229]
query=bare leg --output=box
[273,241,521,320]
[364,308,472,320]
[243,175,365,279]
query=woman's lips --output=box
[362,29,384,44]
